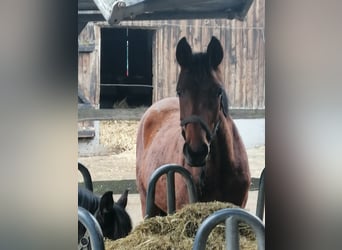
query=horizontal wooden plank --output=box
[78,177,261,195]
[79,43,95,52]
[78,103,93,109]
[78,108,147,121]
[229,109,265,119]
[78,129,96,138]
[100,84,153,88]
[78,108,264,121]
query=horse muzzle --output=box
[181,115,220,167]
[183,142,209,167]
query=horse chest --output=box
[195,162,237,201]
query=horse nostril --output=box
[197,143,209,156]
[186,143,209,156]
[183,142,209,166]
[188,143,209,156]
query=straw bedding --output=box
[100,120,138,153]
[105,201,257,250]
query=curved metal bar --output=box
[78,162,93,192]
[167,171,176,214]
[192,208,265,250]
[256,168,265,220]
[145,164,198,218]
[225,216,239,249]
[78,207,104,250]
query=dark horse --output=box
[136,36,251,217]
[78,187,132,241]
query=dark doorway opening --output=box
[100,28,154,108]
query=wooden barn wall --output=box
[78,23,101,106]
[78,23,101,137]
[112,0,265,109]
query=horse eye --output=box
[176,90,183,97]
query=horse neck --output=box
[188,113,236,198]
[211,113,236,165]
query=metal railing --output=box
[78,162,94,192]
[145,164,198,218]
[78,207,104,250]
[256,168,265,220]
[192,208,265,250]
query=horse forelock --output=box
[177,52,223,92]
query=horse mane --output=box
[182,53,212,82]
[220,89,229,117]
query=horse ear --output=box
[207,36,224,69]
[176,37,192,68]
[116,189,129,209]
[99,191,114,213]
[220,89,229,117]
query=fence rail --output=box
[78,108,265,121]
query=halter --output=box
[180,115,221,193]
[180,115,221,143]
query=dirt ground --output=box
[78,120,265,181]
[78,146,265,182]
[78,120,265,226]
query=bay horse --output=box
[136,36,251,217]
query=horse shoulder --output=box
[136,98,182,186]
[138,98,179,150]
[226,115,251,187]
[230,118,249,169]
[220,114,250,175]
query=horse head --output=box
[94,189,132,240]
[176,36,229,167]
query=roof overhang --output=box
[78,0,254,34]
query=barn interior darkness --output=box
[100,28,153,108]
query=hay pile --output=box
[99,120,138,153]
[105,201,257,250]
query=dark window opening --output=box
[100,28,153,108]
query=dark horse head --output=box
[176,37,229,167]
[78,187,132,241]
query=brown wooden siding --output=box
[78,23,101,106]
[78,23,101,137]
[96,0,264,109]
